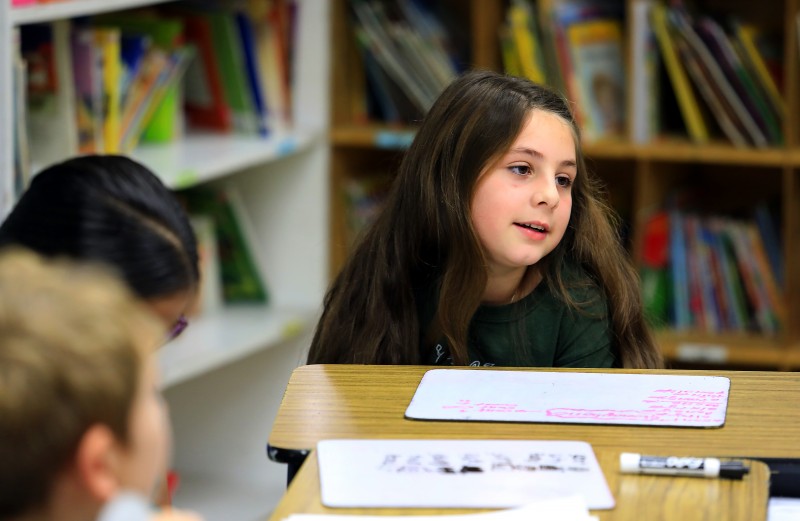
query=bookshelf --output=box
[1,0,329,519]
[328,0,800,371]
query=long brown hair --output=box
[309,70,662,369]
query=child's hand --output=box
[150,508,204,521]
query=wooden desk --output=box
[267,365,800,520]
[269,449,770,521]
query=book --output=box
[22,20,78,168]
[180,187,268,304]
[182,12,233,132]
[668,210,691,330]
[650,3,709,143]
[754,202,783,287]
[208,10,259,134]
[187,215,224,316]
[507,0,547,84]
[91,27,122,153]
[730,20,785,121]
[629,0,660,143]
[696,17,782,145]
[94,13,186,143]
[565,17,625,140]
[667,7,767,148]
[318,439,614,509]
[235,11,270,137]
[71,27,104,154]
[12,27,31,199]
[639,210,669,328]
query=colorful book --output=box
[696,17,782,145]
[71,27,104,154]
[182,12,232,131]
[667,7,767,148]
[180,188,268,304]
[668,210,691,330]
[92,27,122,153]
[22,20,78,167]
[566,17,625,140]
[629,0,660,143]
[235,11,270,136]
[650,3,709,143]
[208,10,259,134]
[507,0,548,84]
[730,20,785,121]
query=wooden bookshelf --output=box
[328,0,800,370]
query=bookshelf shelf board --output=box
[173,472,279,521]
[159,304,316,389]
[331,124,416,149]
[636,141,790,166]
[134,129,319,190]
[656,330,794,369]
[10,0,179,25]
[332,126,791,167]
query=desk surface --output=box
[268,365,800,458]
[268,449,770,521]
[266,365,798,521]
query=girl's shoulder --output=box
[553,262,606,312]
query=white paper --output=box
[286,495,597,521]
[768,497,800,521]
[317,439,614,510]
[405,369,730,427]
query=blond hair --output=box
[0,249,163,518]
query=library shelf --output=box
[10,0,180,25]
[656,330,797,370]
[160,305,316,390]
[134,129,320,189]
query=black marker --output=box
[620,452,750,480]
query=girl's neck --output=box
[482,266,541,305]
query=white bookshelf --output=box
[1,1,330,519]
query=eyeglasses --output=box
[166,315,189,342]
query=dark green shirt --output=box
[419,267,617,368]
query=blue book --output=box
[235,11,270,137]
[668,210,691,330]
[754,202,783,286]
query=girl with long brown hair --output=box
[309,70,662,369]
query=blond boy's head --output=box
[0,249,166,519]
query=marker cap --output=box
[620,452,641,473]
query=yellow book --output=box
[499,26,523,78]
[650,4,709,143]
[508,1,547,84]
[734,23,786,119]
[92,28,122,153]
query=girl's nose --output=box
[531,174,559,208]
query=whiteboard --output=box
[405,369,730,427]
[317,439,614,509]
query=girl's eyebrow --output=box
[509,147,577,169]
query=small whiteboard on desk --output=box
[405,369,730,427]
[317,439,615,509]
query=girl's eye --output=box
[556,175,573,188]
[509,165,531,176]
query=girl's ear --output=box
[74,424,122,501]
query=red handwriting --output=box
[439,389,727,424]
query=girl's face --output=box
[471,109,577,278]
[114,352,172,498]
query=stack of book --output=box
[500,0,626,142]
[633,0,784,147]
[640,204,785,335]
[14,1,296,177]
